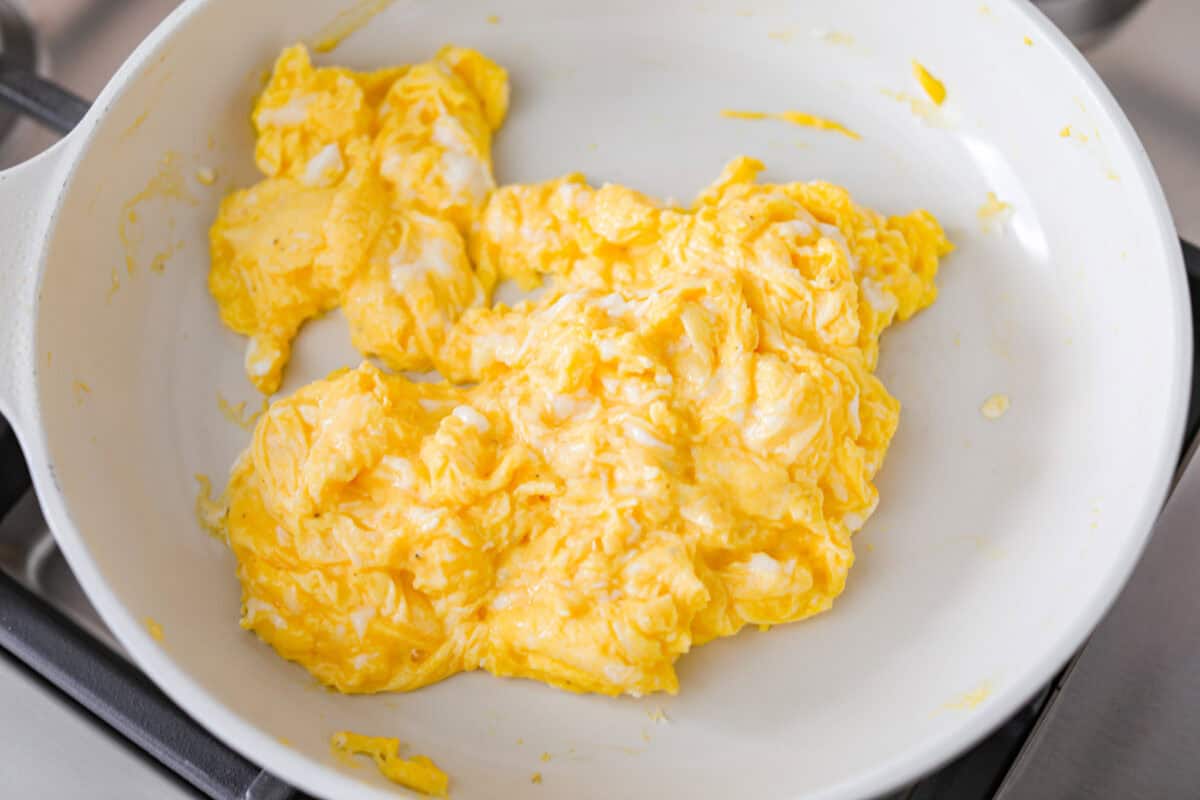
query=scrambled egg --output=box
[209,44,507,394]
[213,46,951,699]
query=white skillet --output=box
[0,0,1189,798]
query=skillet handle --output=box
[0,144,65,435]
[0,75,302,799]
[0,63,88,433]
[0,68,90,136]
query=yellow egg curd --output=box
[210,44,508,394]
[212,46,952,698]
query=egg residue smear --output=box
[213,46,953,698]
[720,109,862,140]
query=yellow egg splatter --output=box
[331,731,448,797]
[981,394,1010,420]
[149,240,182,274]
[1060,124,1089,143]
[217,392,268,430]
[977,191,1012,232]
[194,474,226,538]
[912,61,947,105]
[121,109,150,140]
[120,151,196,276]
[72,381,91,406]
[816,30,855,46]
[721,109,860,140]
[144,617,164,642]
[881,89,950,127]
[944,681,993,710]
[720,109,770,121]
[311,0,395,53]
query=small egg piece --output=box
[144,617,164,642]
[978,191,1013,232]
[981,394,1011,419]
[331,732,448,797]
[912,60,947,105]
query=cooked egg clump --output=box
[220,77,952,702]
[209,44,508,393]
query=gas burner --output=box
[0,0,36,147]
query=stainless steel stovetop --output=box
[1,1,1198,798]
